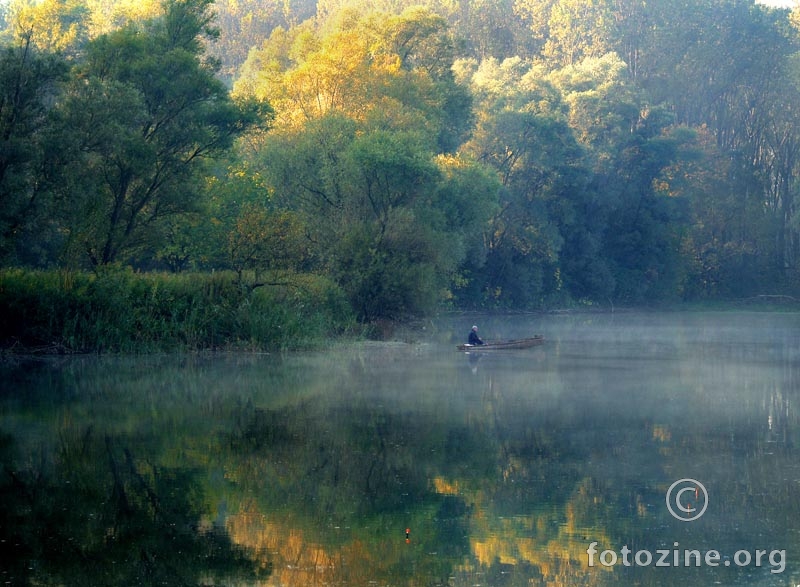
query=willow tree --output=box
[549,54,691,302]
[461,59,599,307]
[54,0,265,266]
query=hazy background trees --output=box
[1,0,799,319]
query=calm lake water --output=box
[2,311,799,586]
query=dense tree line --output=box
[1,0,800,322]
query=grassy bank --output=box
[0,268,356,353]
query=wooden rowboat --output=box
[457,335,544,351]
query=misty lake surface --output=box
[2,310,800,586]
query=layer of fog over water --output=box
[1,311,799,586]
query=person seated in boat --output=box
[468,325,484,345]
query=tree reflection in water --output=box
[2,312,800,586]
[0,424,267,586]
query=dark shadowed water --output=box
[1,311,799,586]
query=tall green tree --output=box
[380,7,474,152]
[551,54,690,302]
[463,62,594,306]
[54,0,265,267]
[261,112,462,319]
[660,126,769,298]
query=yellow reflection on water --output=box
[227,510,339,586]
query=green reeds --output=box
[0,268,355,353]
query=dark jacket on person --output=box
[468,330,483,345]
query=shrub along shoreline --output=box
[0,268,357,354]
